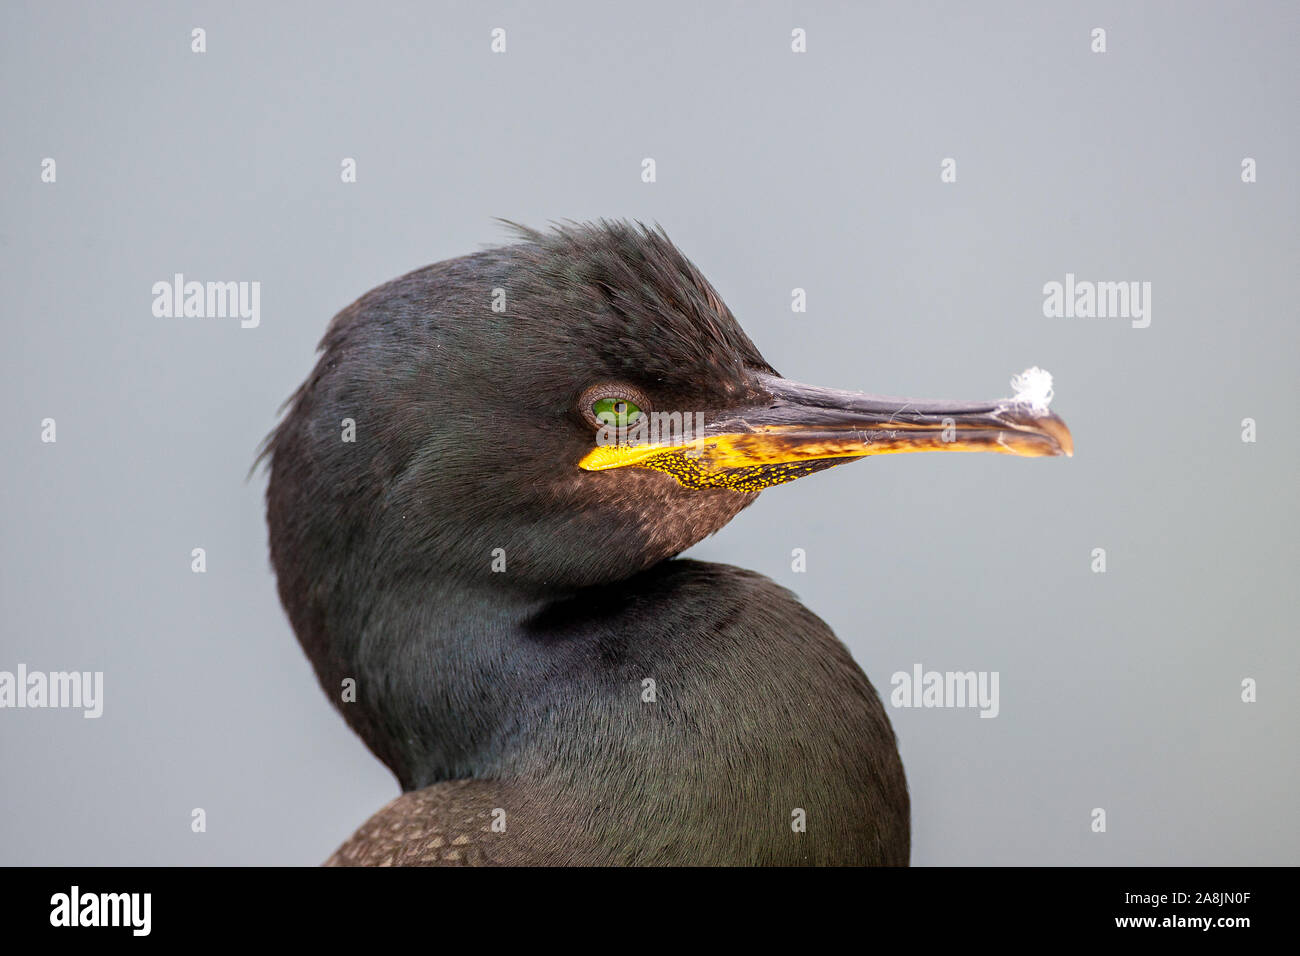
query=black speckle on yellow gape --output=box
[637,449,848,492]
[263,220,1071,866]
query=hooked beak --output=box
[578,373,1073,492]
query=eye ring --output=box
[578,383,652,430]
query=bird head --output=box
[265,220,1071,600]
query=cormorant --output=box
[262,221,1071,866]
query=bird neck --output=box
[301,572,542,790]
[292,557,908,864]
[295,560,734,789]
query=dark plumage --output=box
[263,220,1070,866]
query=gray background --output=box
[2,0,1296,865]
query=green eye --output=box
[593,397,644,427]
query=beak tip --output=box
[1043,413,1074,458]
